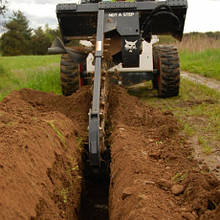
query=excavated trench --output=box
[0,86,220,220]
[79,146,110,220]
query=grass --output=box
[128,79,220,155]
[179,49,220,80]
[176,36,220,80]
[61,188,68,203]
[46,120,66,146]
[172,172,188,183]
[182,123,195,136]
[0,55,59,70]
[177,35,220,52]
[198,136,212,155]
[0,55,61,100]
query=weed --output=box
[198,136,212,154]
[61,188,68,203]
[46,120,66,146]
[67,156,80,172]
[71,165,79,171]
[183,123,194,136]
[187,155,193,160]
[76,137,83,149]
[201,169,210,175]
[6,121,15,126]
[172,172,188,183]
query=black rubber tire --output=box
[60,54,79,96]
[153,45,180,98]
[152,45,160,90]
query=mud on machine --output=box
[48,0,188,167]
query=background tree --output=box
[44,24,61,42]
[31,27,51,55]
[0,0,7,15]
[1,10,32,55]
[30,25,61,55]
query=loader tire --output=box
[153,45,180,98]
[60,54,79,96]
[152,45,160,90]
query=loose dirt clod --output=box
[157,178,172,190]
[122,187,133,200]
[181,212,197,220]
[171,184,185,195]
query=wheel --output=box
[80,62,91,86]
[152,45,180,98]
[152,45,160,90]
[60,54,80,96]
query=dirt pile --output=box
[0,87,91,220]
[108,86,220,220]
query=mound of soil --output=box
[108,86,220,220]
[0,87,91,220]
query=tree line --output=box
[159,31,220,44]
[184,32,220,40]
[0,10,60,56]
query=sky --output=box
[4,0,220,33]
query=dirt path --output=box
[181,71,220,92]
[180,71,220,180]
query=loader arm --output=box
[57,0,187,42]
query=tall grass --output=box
[177,35,220,52]
[176,36,220,80]
[0,55,61,100]
[179,49,220,80]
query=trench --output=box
[79,143,111,220]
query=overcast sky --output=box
[5,0,220,33]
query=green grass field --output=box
[179,49,220,80]
[1,36,219,102]
[158,35,220,80]
[176,36,220,80]
[0,55,61,100]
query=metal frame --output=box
[57,0,187,42]
[56,0,188,166]
[89,10,105,166]
[57,1,187,13]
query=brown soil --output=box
[0,87,91,220]
[0,85,220,220]
[108,86,220,220]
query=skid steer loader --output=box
[49,0,188,167]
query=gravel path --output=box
[181,71,220,92]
